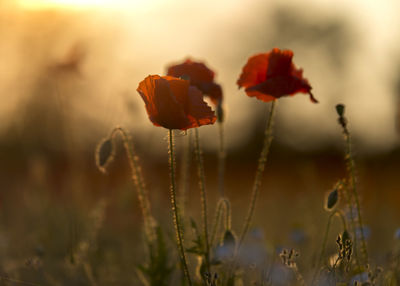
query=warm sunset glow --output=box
[17,0,145,10]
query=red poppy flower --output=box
[167,59,223,105]
[137,75,217,130]
[237,48,318,103]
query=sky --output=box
[1,0,399,153]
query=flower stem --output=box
[111,127,155,242]
[179,130,192,217]
[218,121,226,198]
[341,180,360,267]
[210,198,232,248]
[337,109,369,266]
[238,100,276,249]
[312,210,347,285]
[168,129,192,286]
[344,130,369,265]
[194,128,211,274]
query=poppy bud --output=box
[336,104,345,117]
[325,188,339,211]
[95,137,115,173]
[222,229,236,248]
[214,229,236,261]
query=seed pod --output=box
[222,229,236,248]
[336,104,345,117]
[325,188,339,211]
[95,137,115,173]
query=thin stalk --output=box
[168,129,192,286]
[311,210,348,286]
[179,130,192,216]
[223,199,232,231]
[210,201,223,249]
[111,127,155,242]
[338,177,360,267]
[218,121,226,198]
[344,130,369,265]
[337,107,369,266]
[194,128,211,274]
[210,198,232,248]
[238,101,276,249]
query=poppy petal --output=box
[167,59,215,85]
[137,75,159,122]
[238,48,317,103]
[164,75,190,107]
[237,53,269,89]
[246,76,313,100]
[207,83,223,105]
[137,75,190,129]
[186,86,217,128]
[308,92,319,103]
[197,82,223,105]
[266,48,293,77]
[244,89,277,102]
[137,74,217,130]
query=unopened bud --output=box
[95,137,115,173]
[325,188,339,211]
[222,230,236,247]
[336,104,345,117]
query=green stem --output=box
[238,101,276,249]
[210,202,223,249]
[311,210,348,285]
[312,212,335,285]
[168,129,192,286]
[111,127,155,242]
[218,121,226,198]
[194,128,211,274]
[344,129,369,265]
[179,130,191,216]
[210,198,231,248]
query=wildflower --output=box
[350,272,369,285]
[167,59,223,105]
[237,48,318,103]
[137,75,216,130]
[394,228,400,240]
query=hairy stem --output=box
[312,211,336,285]
[168,129,192,286]
[194,128,211,274]
[337,108,369,266]
[344,128,369,264]
[218,121,226,198]
[210,198,232,248]
[179,131,191,216]
[111,127,155,242]
[238,101,276,249]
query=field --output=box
[1,1,400,285]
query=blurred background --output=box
[0,0,399,284]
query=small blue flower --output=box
[394,228,400,240]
